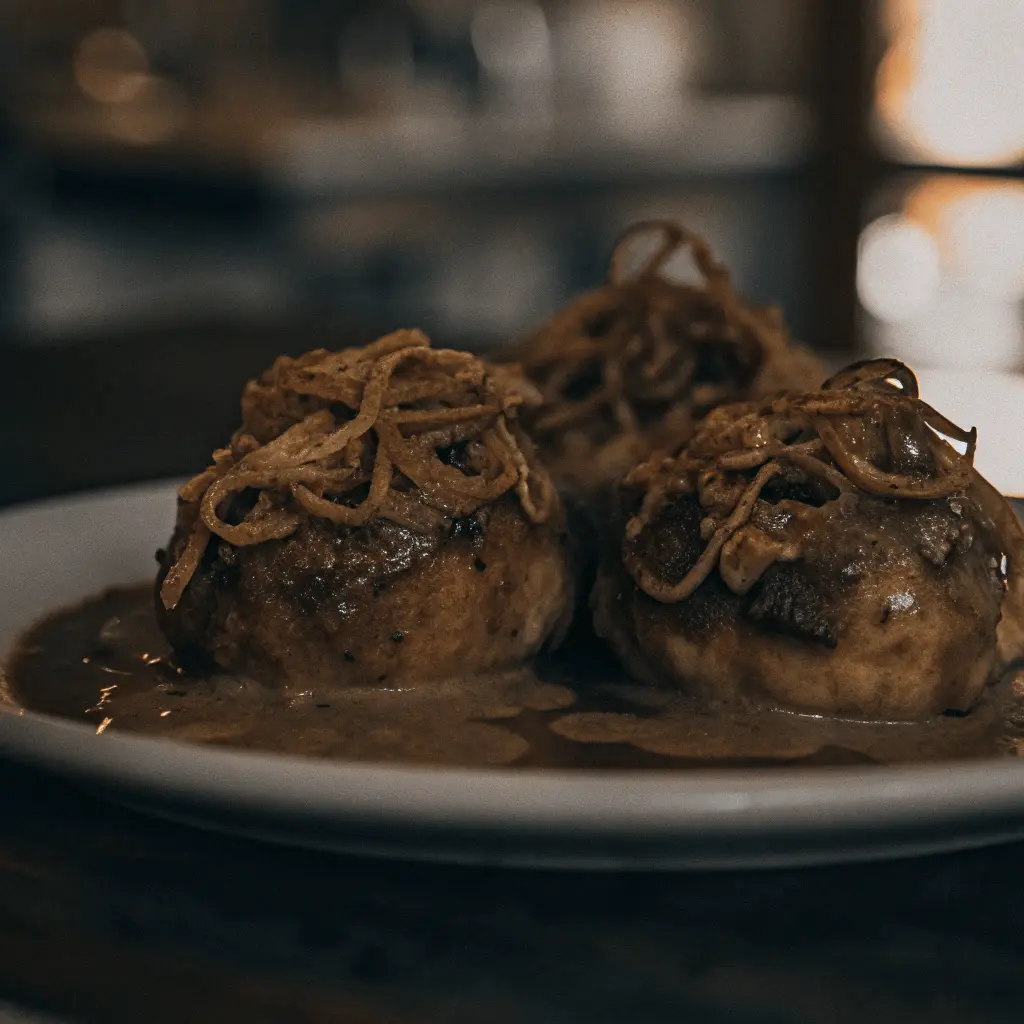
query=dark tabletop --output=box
[3,327,1024,1023]
[3,760,1024,1024]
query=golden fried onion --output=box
[505,220,820,462]
[623,359,1024,618]
[160,329,554,610]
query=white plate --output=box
[4,480,1024,871]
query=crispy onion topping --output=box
[160,330,554,610]
[503,220,822,467]
[622,359,1024,620]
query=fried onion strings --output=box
[160,330,554,610]
[504,220,822,486]
[623,358,1023,607]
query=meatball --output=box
[593,359,1024,720]
[501,220,822,498]
[157,330,574,690]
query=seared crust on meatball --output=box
[594,359,1024,719]
[595,490,1004,718]
[157,330,574,690]
[160,495,572,688]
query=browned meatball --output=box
[593,359,1024,720]
[157,330,574,691]
[501,220,822,498]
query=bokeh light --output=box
[861,177,1024,371]
[73,28,149,105]
[941,187,1024,298]
[471,1,553,89]
[856,214,941,323]
[554,0,692,115]
[876,0,1024,165]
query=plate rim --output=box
[6,477,1024,868]
[3,702,1024,835]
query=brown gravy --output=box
[5,585,1024,769]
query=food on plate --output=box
[156,329,574,689]
[10,230,1024,767]
[593,358,1024,719]
[501,220,822,496]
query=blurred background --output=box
[1,0,1022,503]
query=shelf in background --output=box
[268,96,814,200]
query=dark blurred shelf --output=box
[268,96,814,200]
[0,320,377,508]
[17,91,813,205]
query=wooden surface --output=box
[1,760,1024,1023]
[3,329,1024,1022]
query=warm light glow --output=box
[863,177,1024,370]
[74,28,149,105]
[902,178,1024,299]
[942,186,1024,298]
[902,176,981,241]
[857,215,941,323]
[877,0,1024,165]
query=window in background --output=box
[860,0,1024,370]
[875,0,1024,167]
[859,176,1024,371]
